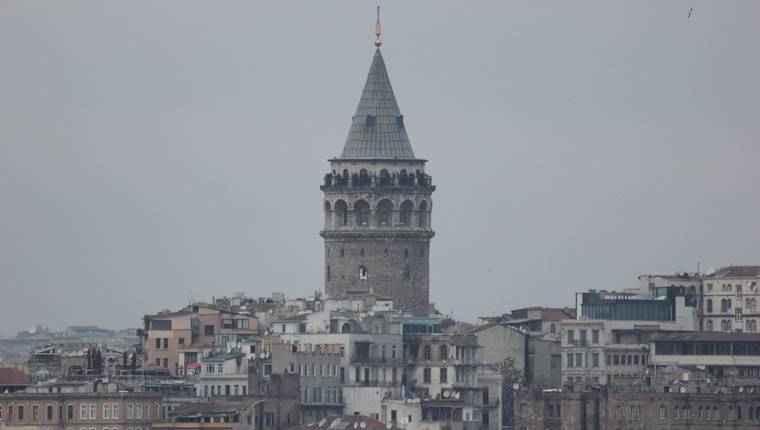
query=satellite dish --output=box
[386,424,392,429]
[353,422,359,429]
[454,392,460,399]
[443,390,450,398]
[360,422,367,429]
[680,386,686,393]
[368,311,376,316]
[259,352,265,359]
[512,383,520,390]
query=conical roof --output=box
[339,49,415,159]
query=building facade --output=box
[703,266,760,333]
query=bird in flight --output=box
[688,7,693,19]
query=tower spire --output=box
[374,6,382,48]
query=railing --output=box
[350,356,406,366]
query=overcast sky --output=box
[1,1,759,335]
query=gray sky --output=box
[1,1,759,335]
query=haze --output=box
[1,1,759,335]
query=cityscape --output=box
[2,3,760,430]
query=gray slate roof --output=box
[339,49,415,159]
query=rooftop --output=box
[339,49,416,160]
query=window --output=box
[335,200,348,225]
[378,200,392,225]
[81,405,88,420]
[204,325,214,336]
[163,338,168,349]
[592,352,599,368]
[423,368,431,383]
[399,201,414,225]
[440,368,448,383]
[418,201,428,227]
[550,323,556,334]
[89,405,95,420]
[591,329,599,344]
[440,345,448,360]
[359,265,368,280]
[659,405,666,419]
[575,352,583,368]
[580,329,587,346]
[32,405,39,421]
[17,406,24,421]
[127,404,133,420]
[47,405,53,420]
[706,299,713,313]
[707,320,713,332]
[218,363,223,373]
[566,352,573,368]
[736,308,743,321]
[423,345,432,360]
[155,338,161,349]
[354,200,370,226]
[67,405,74,420]
[403,265,411,281]
[103,404,110,420]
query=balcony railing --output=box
[350,356,406,366]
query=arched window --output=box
[403,265,411,281]
[399,200,414,225]
[379,169,390,186]
[418,201,428,227]
[440,345,448,360]
[698,406,703,419]
[340,248,345,257]
[423,345,431,360]
[342,323,351,333]
[713,407,719,420]
[706,299,712,313]
[383,248,389,257]
[377,199,393,225]
[550,323,556,334]
[706,320,713,331]
[334,200,348,226]
[354,200,370,226]
[359,265,368,280]
[659,405,667,420]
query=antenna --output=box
[374,5,383,47]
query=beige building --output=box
[142,305,258,376]
[703,266,760,333]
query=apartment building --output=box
[0,386,161,430]
[703,266,760,333]
[142,305,258,375]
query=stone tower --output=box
[320,45,435,315]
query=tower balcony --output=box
[321,172,434,192]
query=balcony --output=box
[350,356,406,366]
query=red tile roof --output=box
[0,368,29,386]
[540,308,574,321]
[708,266,760,279]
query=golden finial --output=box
[374,5,382,48]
